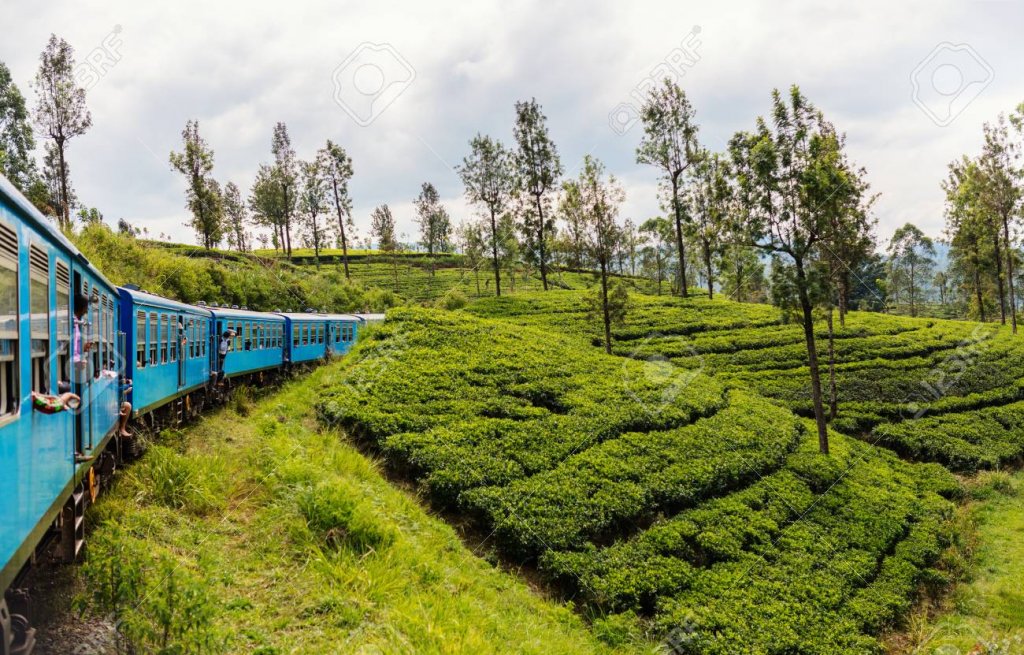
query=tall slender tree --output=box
[980,114,1021,333]
[271,122,298,257]
[32,35,92,229]
[249,164,284,252]
[169,120,223,249]
[371,204,398,290]
[686,150,731,299]
[887,223,935,317]
[637,78,700,297]
[0,61,37,192]
[414,182,452,276]
[319,140,355,278]
[513,98,562,290]
[458,134,514,296]
[729,86,854,455]
[222,182,250,252]
[578,155,626,354]
[299,158,332,269]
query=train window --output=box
[136,311,146,368]
[149,312,158,364]
[200,321,207,357]
[292,325,299,347]
[160,314,169,364]
[91,289,101,378]
[56,261,70,381]
[188,319,195,358]
[0,222,18,416]
[169,315,178,363]
[318,325,324,344]
[29,245,50,393]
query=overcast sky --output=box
[3,0,1023,249]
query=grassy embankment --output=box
[77,365,640,654]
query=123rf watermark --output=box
[332,42,416,126]
[911,42,993,127]
[609,25,702,136]
[74,25,124,91]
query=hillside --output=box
[466,292,1024,472]
[318,307,961,653]
[67,367,636,654]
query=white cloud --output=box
[3,0,1023,251]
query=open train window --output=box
[169,315,177,363]
[200,321,206,357]
[160,314,169,364]
[0,223,18,417]
[292,325,299,347]
[149,311,157,364]
[55,260,70,382]
[91,288,101,378]
[136,311,146,368]
[29,245,50,393]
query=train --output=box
[0,174,381,655]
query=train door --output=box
[176,314,186,389]
[72,272,93,454]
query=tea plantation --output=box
[319,306,962,653]
[466,292,1024,472]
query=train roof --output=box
[119,287,214,315]
[210,305,285,321]
[0,174,118,292]
[275,312,337,322]
[353,313,386,323]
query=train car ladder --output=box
[60,482,86,562]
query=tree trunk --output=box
[1002,214,1018,334]
[489,208,501,297]
[838,271,849,327]
[671,176,688,298]
[993,232,1006,324]
[474,267,481,296]
[56,138,70,230]
[909,260,916,317]
[331,180,350,279]
[535,193,548,291]
[827,307,838,421]
[795,258,829,454]
[599,258,612,355]
[974,249,986,322]
[704,240,713,300]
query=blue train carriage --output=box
[277,313,329,365]
[119,287,214,424]
[321,314,362,357]
[0,175,123,649]
[211,306,286,382]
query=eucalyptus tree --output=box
[577,155,626,354]
[686,150,731,299]
[222,182,250,252]
[249,164,285,252]
[458,134,515,296]
[414,182,452,276]
[0,61,36,192]
[169,120,223,250]
[636,78,700,297]
[458,220,486,296]
[299,158,332,268]
[729,86,856,455]
[944,156,994,321]
[639,216,673,294]
[513,98,562,290]
[271,122,298,257]
[979,114,1021,333]
[887,223,935,317]
[33,34,91,229]
[319,140,355,278]
[559,179,588,269]
[371,204,398,290]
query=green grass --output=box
[893,470,1024,654]
[79,367,645,654]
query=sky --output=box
[2,0,1023,249]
